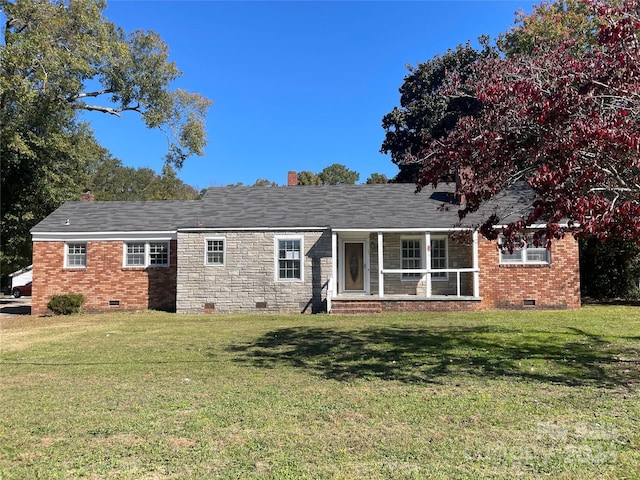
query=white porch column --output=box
[331,231,338,297]
[424,231,432,298]
[472,230,480,297]
[377,231,384,297]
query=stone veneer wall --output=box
[176,230,332,314]
[31,240,177,315]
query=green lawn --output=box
[1,307,639,479]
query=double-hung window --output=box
[124,242,170,267]
[430,238,448,280]
[276,236,303,281]
[205,238,225,266]
[401,237,448,281]
[401,238,422,280]
[149,242,169,266]
[500,235,550,265]
[65,243,86,268]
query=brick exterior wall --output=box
[477,235,581,309]
[332,233,581,313]
[31,240,177,315]
[330,299,482,314]
[176,230,332,314]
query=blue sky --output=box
[89,0,536,189]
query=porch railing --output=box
[379,267,480,298]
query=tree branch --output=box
[67,89,114,102]
[74,102,142,117]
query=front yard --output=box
[1,307,638,479]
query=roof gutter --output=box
[31,231,177,242]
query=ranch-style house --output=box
[30,176,581,315]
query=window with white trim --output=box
[205,238,225,266]
[124,242,170,267]
[276,236,303,281]
[430,237,448,280]
[500,235,550,264]
[65,243,86,268]
[401,237,448,281]
[401,238,422,280]
[149,242,169,266]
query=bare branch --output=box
[66,89,114,102]
[78,105,122,117]
[74,102,142,117]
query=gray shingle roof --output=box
[31,200,201,233]
[31,183,535,234]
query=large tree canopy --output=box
[297,164,360,185]
[87,158,200,201]
[414,0,640,246]
[498,0,600,55]
[380,41,494,183]
[0,0,211,275]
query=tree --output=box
[414,0,640,246]
[86,156,200,201]
[317,163,360,185]
[498,0,599,55]
[580,237,640,299]
[253,178,278,187]
[0,0,211,275]
[381,41,495,183]
[297,171,322,186]
[366,173,389,184]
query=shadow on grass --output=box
[228,325,639,389]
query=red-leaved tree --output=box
[417,0,640,247]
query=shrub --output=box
[47,293,84,315]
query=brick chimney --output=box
[287,171,298,186]
[80,189,95,202]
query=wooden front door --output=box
[344,242,365,291]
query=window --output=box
[149,242,169,266]
[430,238,448,280]
[401,238,422,280]
[500,235,550,265]
[401,237,447,281]
[124,242,169,267]
[205,238,225,266]
[276,237,303,281]
[66,243,86,268]
[126,243,146,266]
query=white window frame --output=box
[123,241,170,268]
[148,242,169,267]
[400,236,448,281]
[430,236,448,281]
[274,235,304,282]
[205,237,226,266]
[401,236,423,281]
[65,242,87,268]
[499,234,551,265]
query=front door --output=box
[343,242,365,292]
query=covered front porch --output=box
[326,229,481,313]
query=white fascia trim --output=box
[332,227,474,233]
[32,231,177,242]
[491,222,576,229]
[178,226,328,232]
[492,223,549,229]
